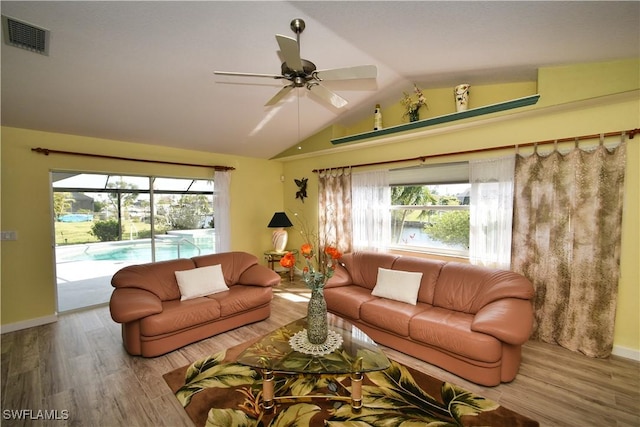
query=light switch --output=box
[1,231,17,241]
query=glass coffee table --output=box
[236,313,390,412]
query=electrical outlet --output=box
[1,231,17,241]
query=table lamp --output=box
[267,212,293,253]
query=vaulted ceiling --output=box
[2,1,638,159]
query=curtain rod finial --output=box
[31,147,50,155]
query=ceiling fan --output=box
[214,18,377,109]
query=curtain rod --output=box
[31,147,235,171]
[312,128,638,173]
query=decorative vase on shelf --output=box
[306,288,328,344]
[373,103,383,130]
[408,109,420,122]
[454,84,470,112]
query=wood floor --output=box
[2,280,639,427]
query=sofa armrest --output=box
[237,264,281,287]
[325,263,352,288]
[109,288,163,324]
[471,298,534,345]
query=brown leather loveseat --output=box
[109,251,280,357]
[324,251,535,386]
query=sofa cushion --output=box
[140,298,221,336]
[324,285,377,320]
[341,251,399,290]
[392,257,446,305]
[206,285,272,317]
[409,307,502,363]
[361,298,429,336]
[109,288,162,323]
[372,267,423,305]
[237,264,282,287]
[111,258,195,301]
[192,252,259,286]
[175,264,229,301]
[433,263,535,314]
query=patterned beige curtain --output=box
[511,140,626,357]
[318,168,352,255]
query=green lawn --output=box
[55,221,152,245]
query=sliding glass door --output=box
[52,172,215,312]
[151,177,215,261]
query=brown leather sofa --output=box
[324,251,535,386]
[109,251,281,357]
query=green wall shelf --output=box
[330,94,541,145]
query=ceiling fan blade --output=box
[275,34,303,72]
[214,71,283,79]
[314,65,378,81]
[265,84,294,106]
[308,83,348,109]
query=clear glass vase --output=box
[306,288,328,344]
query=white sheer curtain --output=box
[469,156,515,269]
[213,170,231,253]
[351,169,391,251]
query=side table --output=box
[264,249,298,281]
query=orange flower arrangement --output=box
[278,211,343,291]
[280,243,342,291]
[300,243,313,258]
[279,251,296,269]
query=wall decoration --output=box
[295,177,308,202]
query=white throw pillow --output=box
[175,264,228,301]
[372,267,423,305]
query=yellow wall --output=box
[0,128,284,326]
[280,58,640,356]
[1,58,638,358]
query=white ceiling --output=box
[1,1,638,159]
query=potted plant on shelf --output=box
[401,84,428,122]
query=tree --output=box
[167,195,213,230]
[424,210,470,249]
[53,192,74,220]
[391,186,436,243]
[93,200,107,213]
[90,220,122,242]
[106,180,139,220]
[437,194,460,205]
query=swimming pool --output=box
[59,213,94,222]
[56,234,216,263]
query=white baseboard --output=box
[612,345,640,361]
[1,314,58,334]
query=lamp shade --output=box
[267,212,293,228]
[267,212,293,252]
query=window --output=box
[52,172,216,260]
[389,163,470,257]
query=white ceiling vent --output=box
[2,15,49,55]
